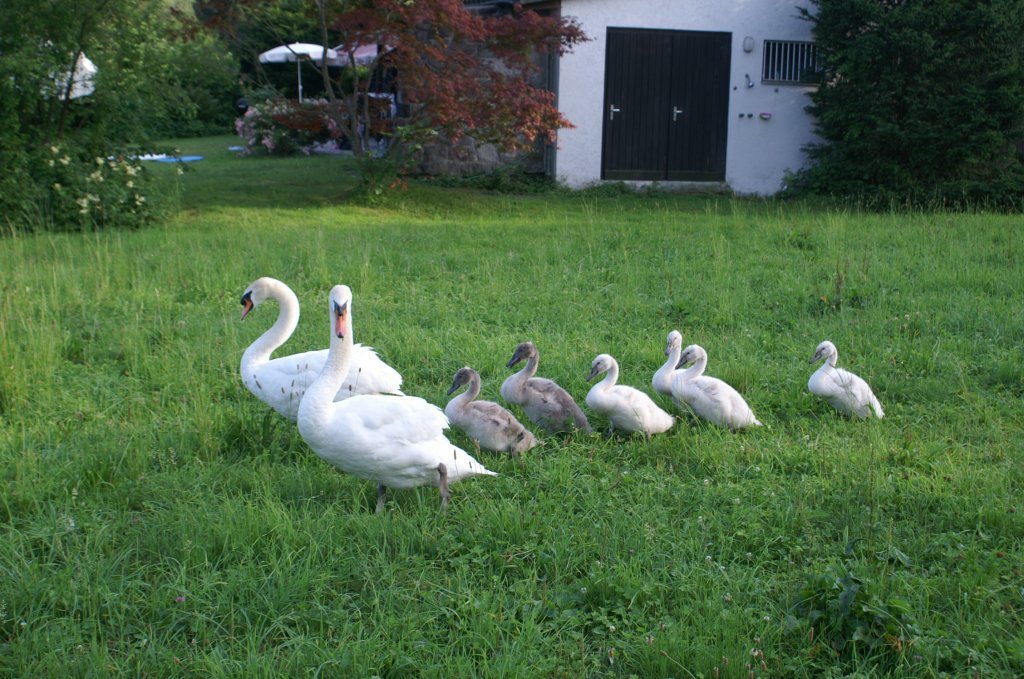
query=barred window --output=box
[762,40,820,85]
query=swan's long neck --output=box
[241,281,300,369]
[523,353,539,379]
[464,372,482,401]
[653,343,681,393]
[679,352,706,381]
[450,374,481,410]
[510,353,539,386]
[826,348,838,368]
[596,361,619,392]
[300,308,353,426]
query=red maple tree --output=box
[208,0,587,160]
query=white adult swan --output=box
[652,330,684,397]
[808,340,884,419]
[586,354,674,436]
[239,276,403,421]
[671,344,763,430]
[445,366,539,455]
[500,341,592,434]
[297,285,496,512]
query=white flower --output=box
[50,145,60,154]
[48,159,55,167]
[126,180,134,188]
[95,157,104,165]
[52,183,61,191]
[59,156,71,166]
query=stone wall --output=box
[406,134,545,177]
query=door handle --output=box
[672,106,683,121]
[609,105,621,121]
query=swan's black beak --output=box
[334,300,348,339]
[240,291,254,321]
[506,354,521,369]
[446,378,460,396]
[586,365,600,382]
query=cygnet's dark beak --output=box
[586,365,600,382]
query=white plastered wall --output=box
[556,0,818,195]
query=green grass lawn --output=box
[1,135,1022,677]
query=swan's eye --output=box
[240,291,252,306]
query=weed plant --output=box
[1,136,1021,677]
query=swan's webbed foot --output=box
[375,483,386,514]
[437,462,450,513]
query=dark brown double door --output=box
[601,28,731,181]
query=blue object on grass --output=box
[156,155,203,163]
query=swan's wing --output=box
[528,378,591,432]
[340,344,404,396]
[830,368,881,417]
[337,395,449,445]
[245,350,328,418]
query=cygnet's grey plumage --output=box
[500,341,592,434]
[808,340,884,418]
[445,366,540,455]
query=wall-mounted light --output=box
[743,36,755,53]
[745,73,755,88]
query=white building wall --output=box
[556,0,818,195]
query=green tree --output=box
[793,0,1024,207]
[0,0,238,231]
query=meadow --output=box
[1,136,1021,677]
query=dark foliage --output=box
[789,0,1024,209]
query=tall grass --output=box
[1,136,1021,677]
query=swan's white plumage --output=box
[808,340,884,419]
[670,344,763,430]
[239,276,402,421]
[445,367,539,454]
[652,330,684,397]
[587,354,674,436]
[500,341,592,434]
[296,285,495,509]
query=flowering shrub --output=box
[26,143,156,232]
[234,98,344,156]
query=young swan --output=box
[671,344,763,430]
[500,341,592,434]
[586,353,674,436]
[239,276,403,421]
[296,285,495,513]
[808,340,884,419]
[652,329,684,397]
[445,367,539,455]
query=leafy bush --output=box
[791,0,1024,209]
[0,0,236,232]
[234,98,343,156]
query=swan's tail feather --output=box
[572,405,593,434]
[870,395,884,419]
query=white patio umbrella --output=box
[258,43,337,102]
[329,43,390,67]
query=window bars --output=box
[762,40,820,85]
